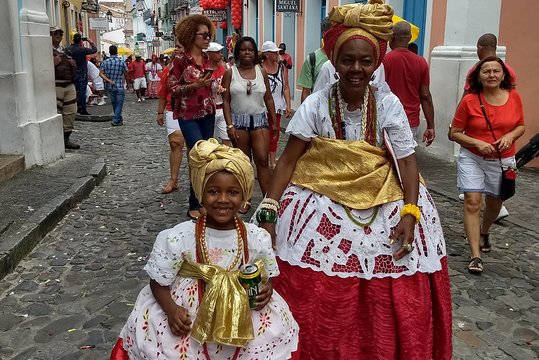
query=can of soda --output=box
[239,264,261,309]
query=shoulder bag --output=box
[478,94,516,200]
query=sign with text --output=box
[89,17,109,31]
[203,9,227,22]
[276,0,300,13]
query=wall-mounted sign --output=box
[203,9,227,22]
[276,0,300,13]
[89,17,109,31]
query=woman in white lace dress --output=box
[258,2,452,359]
[111,139,299,359]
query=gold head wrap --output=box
[189,138,254,205]
[324,0,394,66]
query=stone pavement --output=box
[0,92,537,359]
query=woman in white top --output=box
[222,37,278,213]
[261,41,292,170]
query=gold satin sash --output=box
[179,259,267,347]
[291,137,404,209]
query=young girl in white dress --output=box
[111,138,299,360]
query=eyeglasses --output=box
[247,80,255,95]
[195,32,211,40]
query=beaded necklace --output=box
[328,82,380,224]
[328,82,378,144]
[197,214,243,272]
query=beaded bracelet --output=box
[256,208,277,223]
[400,203,421,223]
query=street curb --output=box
[76,113,113,122]
[0,159,107,279]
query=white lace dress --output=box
[119,221,299,359]
[276,84,447,280]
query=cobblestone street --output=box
[0,93,537,359]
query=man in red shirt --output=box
[383,21,435,146]
[278,43,293,70]
[129,55,147,102]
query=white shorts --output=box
[214,108,230,141]
[93,77,104,91]
[133,77,147,90]
[411,126,420,141]
[165,111,181,137]
[457,147,516,197]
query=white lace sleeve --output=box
[144,223,193,286]
[245,224,279,278]
[379,92,417,159]
[286,89,334,141]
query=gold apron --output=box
[291,137,404,209]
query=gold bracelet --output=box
[226,124,234,130]
[400,204,421,223]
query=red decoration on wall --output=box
[220,21,228,30]
[201,0,230,10]
[230,0,242,30]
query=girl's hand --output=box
[259,222,276,249]
[254,280,273,311]
[493,134,514,152]
[475,140,496,155]
[166,305,192,337]
[390,215,416,261]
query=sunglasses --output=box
[247,80,255,95]
[196,32,211,40]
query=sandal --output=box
[238,201,251,215]
[468,257,483,274]
[480,233,492,253]
[161,181,178,194]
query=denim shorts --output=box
[457,148,516,197]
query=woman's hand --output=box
[156,113,165,126]
[475,140,497,155]
[285,106,292,119]
[259,222,276,249]
[227,126,239,145]
[166,305,192,337]
[194,73,213,89]
[390,215,416,261]
[254,279,273,310]
[493,134,515,153]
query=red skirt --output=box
[273,257,452,360]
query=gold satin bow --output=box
[179,259,268,347]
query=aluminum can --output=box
[239,264,261,309]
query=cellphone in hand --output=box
[202,69,214,78]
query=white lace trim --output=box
[275,184,446,280]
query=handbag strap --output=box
[477,94,503,164]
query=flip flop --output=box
[468,257,483,274]
[480,233,492,253]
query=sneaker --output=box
[97,99,106,106]
[141,97,145,101]
[495,205,509,223]
[111,121,124,126]
[137,98,141,103]
[458,193,465,201]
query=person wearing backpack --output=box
[296,17,332,103]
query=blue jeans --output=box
[179,114,216,210]
[75,73,88,113]
[107,87,125,124]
